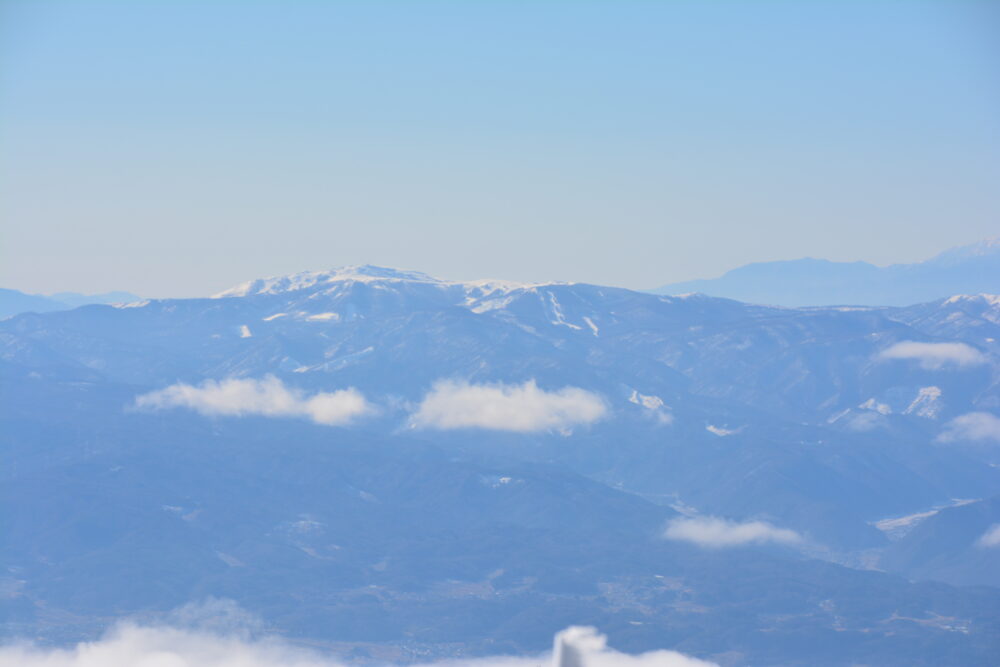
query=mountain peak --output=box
[213,265,573,299]
[213,265,442,298]
[942,293,1000,308]
[925,236,1000,267]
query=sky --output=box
[1,0,998,298]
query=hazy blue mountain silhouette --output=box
[652,237,1000,306]
[0,288,66,319]
[0,288,141,319]
[49,290,141,308]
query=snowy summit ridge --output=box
[214,265,442,298]
[213,265,567,299]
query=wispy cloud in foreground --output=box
[134,375,371,426]
[976,524,1000,548]
[664,516,802,549]
[878,341,987,370]
[936,412,1000,444]
[410,380,607,433]
[551,626,715,667]
[0,603,715,667]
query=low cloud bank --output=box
[664,516,802,549]
[0,624,327,667]
[410,380,607,433]
[551,626,714,667]
[0,605,715,667]
[878,341,986,370]
[134,375,371,426]
[936,412,1000,444]
[977,524,1000,548]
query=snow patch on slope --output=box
[904,386,943,419]
[113,300,151,309]
[873,498,978,540]
[545,292,582,330]
[628,390,672,424]
[706,424,741,437]
[859,398,892,415]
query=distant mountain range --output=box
[4,237,994,318]
[652,237,1000,306]
[3,265,999,665]
[0,288,140,319]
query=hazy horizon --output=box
[5,233,999,301]
[2,1,998,297]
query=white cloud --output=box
[0,625,327,667]
[134,375,371,426]
[0,606,716,667]
[936,412,1000,444]
[663,516,802,549]
[878,341,987,370]
[977,524,1000,548]
[410,380,607,433]
[551,626,715,667]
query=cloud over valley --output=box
[134,375,372,426]
[409,380,607,433]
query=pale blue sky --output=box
[1,1,998,297]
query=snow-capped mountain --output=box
[214,265,454,297]
[3,267,1000,665]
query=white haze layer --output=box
[134,375,371,426]
[410,380,607,433]
[936,412,1000,444]
[977,524,1000,548]
[549,627,714,667]
[878,341,987,370]
[0,604,715,667]
[664,516,802,548]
